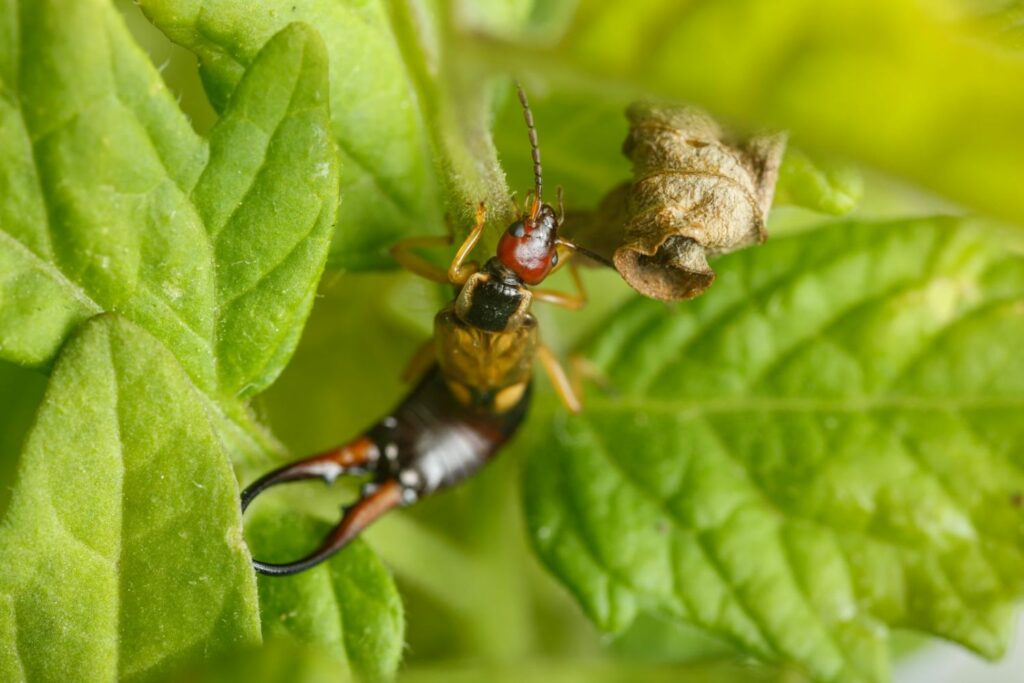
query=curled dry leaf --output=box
[566,103,785,300]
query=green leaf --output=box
[192,21,338,396]
[0,8,404,678]
[246,505,404,682]
[387,1,518,237]
[398,658,783,683]
[964,1,1024,50]
[157,639,349,683]
[0,361,46,517]
[470,0,1024,226]
[138,0,441,269]
[0,0,338,462]
[0,315,260,682]
[0,0,209,377]
[774,149,863,216]
[525,217,1024,683]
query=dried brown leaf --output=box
[567,103,785,301]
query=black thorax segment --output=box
[455,258,531,333]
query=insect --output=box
[241,84,592,576]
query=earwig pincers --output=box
[241,83,590,576]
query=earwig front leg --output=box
[391,203,485,286]
[537,344,582,413]
[531,259,587,310]
[448,202,486,285]
[389,235,453,284]
[401,337,435,384]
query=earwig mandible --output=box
[241,83,596,575]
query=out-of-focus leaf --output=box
[159,640,347,683]
[0,315,260,682]
[470,0,1024,226]
[398,658,782,683]
[607,613,734,663]
[139,0,441,269]
[525,217,1024,683]
[0,362,46,517]
[493,91,858,236]
[259,271,440,455]
[492,89,631,209]
[775,149,863,216]
[246,505,404,682]
[0,1,338,466]
[454,0,535,39]
[962,0,1024,49]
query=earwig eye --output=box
[510,221,526,238]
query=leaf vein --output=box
[580,418,778,653]
[0,230,102,314]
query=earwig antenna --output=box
[516,81,543,208]
[556,238,616,269]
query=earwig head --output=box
[498,82,562,285]
[497,201,560,285]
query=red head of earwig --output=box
[500,83,563,286]
[497,200,560,285]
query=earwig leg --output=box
[570,354,616,401]
[531,260,587,310]
[390,235,453,284]
[537,344,582,413]
[252,480,404,576]
[448,202,486,285]
[401,337,435,384]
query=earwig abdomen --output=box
[240,365,531,576]
[368,366,531,500]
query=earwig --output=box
[241,83,588,576]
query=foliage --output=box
[525,217,1024,683]
[0,1,400,679]
[0,1,1022,682]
